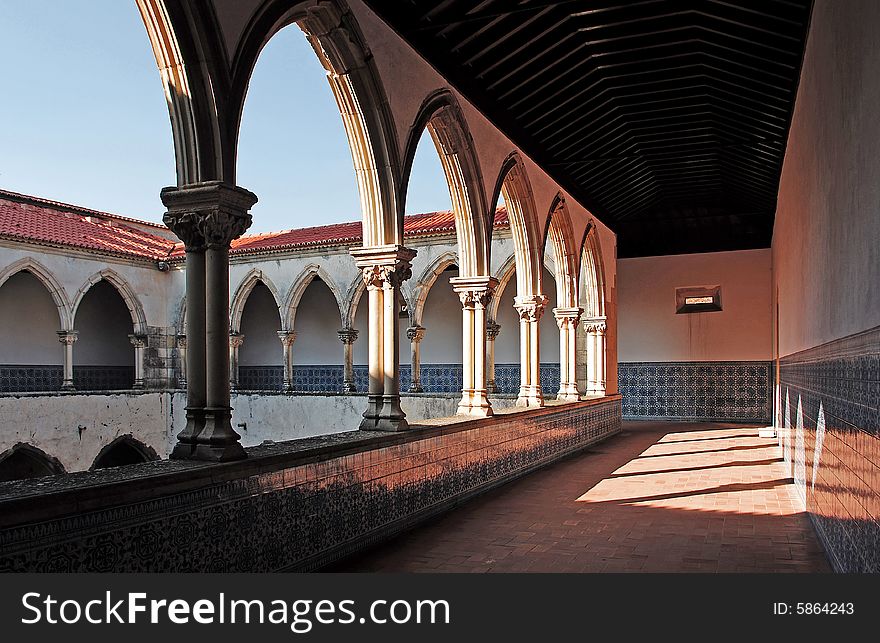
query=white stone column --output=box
[229,332,244,391]
[128,333,148,389]
[278,330,297,392]
[584,317,607,395]
[406,325,426,392]
[350,245,417,431]
[486,320,500,393]
[451,276,498,416]
[336,328,358,393]
[176,334,187,389]
[553,307,583,402]
[56,330,77,391]
[514,294,548,407]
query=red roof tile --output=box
[0,189,510,261]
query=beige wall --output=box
[773,0,880,356]
[618,249,772,362]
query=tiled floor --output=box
[334,421,830,572]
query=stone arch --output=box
[579,222,607,318]
[490,153,543,298]
[91,435,159,470]
[284,264,345,329]
[230,269,283,333]
[72,270,147,334]
[543,195,579,309]
[488,253,518,322]
[401,90,489,277]
[0,443,65,482]
[410,251,460,327]
[0,258,71,329]
[343,273,366,330]
[227,0,401,245]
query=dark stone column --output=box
[162,181,257,461]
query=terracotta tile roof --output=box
[0,189,510,261]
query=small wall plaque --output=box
[676,285,722,313]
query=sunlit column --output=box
[406,325,426,393]
[336,328,358,393]
[56,330,78,391]
[129,333,148,389]
[486,321,500,393]
[276,330,297,392]
[553,307,582,402]
[584,317,607,395]
[514,294,548,407]
[451,276,498,416]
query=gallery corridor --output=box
[335,422,830,573]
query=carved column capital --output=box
[128,334,148,349]
[176,333,187,349]
[406,325,426,343]
[277,330,297,347]
[336,328,358,345]
[450,275,499,310]
[583,317,607,334]
[229,332,245,349]
[553,306,584,329]
[56,330,78,345]
[486,320,501,340]
[514,294,549,322]
[350,245,417,290]
[161,181,257,250]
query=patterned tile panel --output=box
[72,366,134,391]
[618,361,771,422]
[778,326,880,573]
[0,365,63,393]
[239,366,284,391]
[0,397,621,572]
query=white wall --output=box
[773,0,880,356]
[293,277,345,365]
[74,279,135,365]
[420,267,462,363]
[239,282,282,365]
[618,249,772,362]
[0,271,63,363]
[493,266,560,364]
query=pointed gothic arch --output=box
[284,264,345,330]
[71,270,147,334]
[91,435,159,470]
[410,251,460,327]
[230,269,283,333]
[543,195,579,309]
[0,258,71,329]
[0,443,65,482]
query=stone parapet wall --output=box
[0,395,621,572]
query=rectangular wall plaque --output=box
[675,285,722,313]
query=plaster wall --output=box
[0,271,62,364]
[618,249,772,362]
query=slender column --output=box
[336,328,358,393]
[350,245,416,431]
[514,294,548,407]
[486,321,500,393]
[176,334,187,389]
[162,181,256,461]
[451,276,498,416]
[228,332,244,391]
[128,333,148,389]
[584,317,607,395]
[278,330,297,392]
[553,307,583,402]
[56,330,78,391]
[406,325,426,393]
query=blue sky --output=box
[0,1,450,233]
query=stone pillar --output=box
[486,320,500,393]
[451,276,498,416]
[350,245,416,431]
[553,307,583,402]
[128,333,148,389]
[57,330,77,391]
[278,330,297,392]
[584,317,607,396]
[336,328,358,393]
[229,332,244,391]
[406,325,426,392]
[162,181,256,461]
[514,294,548,407]
[176,334,187,389]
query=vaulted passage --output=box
[335,422,829,573]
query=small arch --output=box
[410,251,460,327]
[0,443,65,482]
[342,273,366,330]
[230,269,283,333]
[0,258,71,329]
[578,222,607,318]
[488,252,518,322]
[401,90,490,277]
[543,194,579,309]
[72,270,147,334]
[284,264,345,330]
[91,435,159,470]
[491,153,543,298]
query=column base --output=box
[457,389,494,417]
[60,383,75,392]
[516,386,544,407]
[341,382,357,394]
[556,383,580,402]
[132,381,145,390]
[170,406,246,462]
[409,383,423,393]
[359,394,409,431]
[487,380,497,394]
